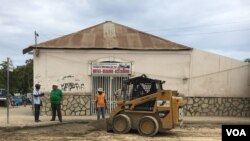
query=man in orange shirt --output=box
[95,88,107,120]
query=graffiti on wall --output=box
[60,75,85,91]
[62,75,74,80]
[34,74,85,92]
[61,83,84,91]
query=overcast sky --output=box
[0,0,250,66]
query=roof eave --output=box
[23,46,192,53]
[23,46,33,54]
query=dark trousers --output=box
[34,104,40,121]
[97,107,105,120]
[51,104,62,122]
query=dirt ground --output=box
[0,106,224,141]
[0,120,221,141]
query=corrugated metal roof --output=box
[23,21,192,54]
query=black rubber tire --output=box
[112,114,131,134]
[106,119,113,132]
[137,116,159,137]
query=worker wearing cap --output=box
[50,84,63,122]
[95,88,107,120]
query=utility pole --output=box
[7,57,13,124]
[32,31,39,114]
[34,31,39,57]
[6,57,10,124]
[34,31,38,45]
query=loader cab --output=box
[122,74,164,100]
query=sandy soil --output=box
[0,120,221,141]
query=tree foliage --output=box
[0,59,33,94]
[0,61,8,89]
[244,58,250,63]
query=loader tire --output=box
[138,116,159,137]
[106,119,112,132]
[112,114,131,134]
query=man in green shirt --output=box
[50,84,63,122]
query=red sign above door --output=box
[92,63,132,75]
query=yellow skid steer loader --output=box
[106,74,184,136]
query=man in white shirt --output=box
[33,84,44,122]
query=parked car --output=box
[0,89,7,106]
[13,94,23,106]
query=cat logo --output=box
[157,100,170,107]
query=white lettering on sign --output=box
[91,63,132,75]
[226,129,246,136]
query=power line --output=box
[161,28,250,36]
[144,20,250,32]
[36,20,250,38]
[39,27,250,39]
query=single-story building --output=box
[23,21,250,117]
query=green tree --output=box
[0,59,33,94]
[13,59,33,94]
[0,61,8,89]
[0,60,15,94]
[244,58,250,63]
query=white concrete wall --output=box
[33,49,250,97]
[33,49,191,95]
[189,49,250,97]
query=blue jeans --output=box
[97,107,105,120]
